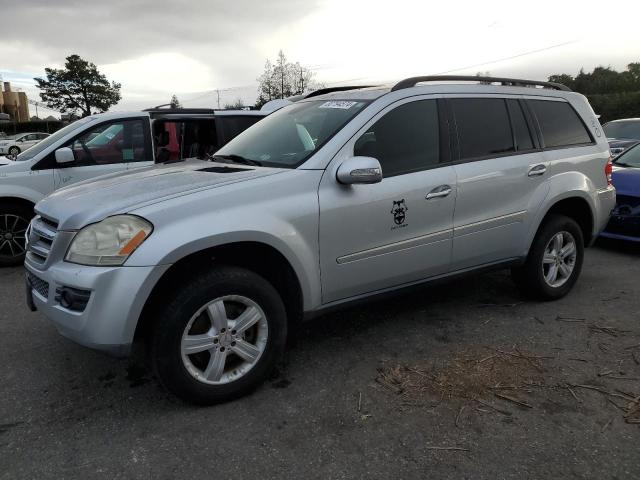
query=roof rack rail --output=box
[391,75,571,92]
[304,85,375,98]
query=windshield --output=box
[603,121,640,140]
[615,144,640,168]
[15,117,96,161]
[215,99,370,168]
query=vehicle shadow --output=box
[594,237,640,256]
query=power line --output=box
[431,40,578,76]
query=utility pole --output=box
[216,89,220,109]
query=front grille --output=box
[27,271,49,299]
[27,216,59,265]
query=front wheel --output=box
[8,146,20,157]
[512,214,584,300]
[151,266,287,405]
[0,204,32,267]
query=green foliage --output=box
[34,54,122,117]
[255,50,322,108]
[549,63,640,122]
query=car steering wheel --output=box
[79,140,94,164]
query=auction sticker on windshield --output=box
[319,101,358,109]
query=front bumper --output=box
[25,260,170,357]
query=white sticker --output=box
[319,101,358,110]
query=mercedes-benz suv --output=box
[25,76,616,404]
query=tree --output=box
[169,94,181,109]
[224,98,245,109]
[548,62,640,123]
[255,50,321,108]
[34,54,122,117]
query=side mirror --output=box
[55,147,76,165]
[336,156,383,185]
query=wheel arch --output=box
[134,241,305,343]
[0,196,36,211]
[530,193,595,253]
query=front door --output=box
[53,117,152,189]
[319,98,457,304]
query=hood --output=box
[0,156,13,166]
[37,159,286,230]
[612,167,640,197]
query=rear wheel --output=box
[512,214,584,300]
[0,204,32,267]
[151,266,287,405]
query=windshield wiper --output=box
[210,154,263,167]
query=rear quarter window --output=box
[529,100,593,148]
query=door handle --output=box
[528,164,547,177]
[425,185,452,200]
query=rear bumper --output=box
[25,260,170,357]
[592,186,617,245]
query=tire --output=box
[0,204,32,267]
[151,266,287,405]
[8,146,20,156]
[511,214,584,300]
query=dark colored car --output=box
[603,118,640,158]
[601,143,640,242]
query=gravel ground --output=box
[1,239,639,479]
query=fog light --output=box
[55,286,91,312]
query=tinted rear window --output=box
[451,98,514,160]
[507,100,534,151]
[529,100,592,148]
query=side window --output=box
[37,133,48,140]
[66,119,148,166]
[529,100,592,148]
[354,100,440,177]
[451,98,514,160]
[507,100,535,151]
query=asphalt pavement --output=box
[1,239,639,479]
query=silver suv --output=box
[25,76,616,404]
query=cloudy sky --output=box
[1,0,639,117]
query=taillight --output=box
[605,156,613,186]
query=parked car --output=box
[25,75,615,404]
[603,118,640,158]
[0,108,268,265]
[0,132,50,157]
[600,143,640,242]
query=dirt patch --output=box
[376,347,547,408]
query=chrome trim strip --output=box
[454,211,526,236]
[337,229,451,264]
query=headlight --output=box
[65,215,153,266]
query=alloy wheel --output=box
[541,231,577,288]
[0,214,28,260]
[180,295,269,385]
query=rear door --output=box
[53,117,152,189]
[449,96,548,270]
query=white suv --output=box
[0,109,267,265]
